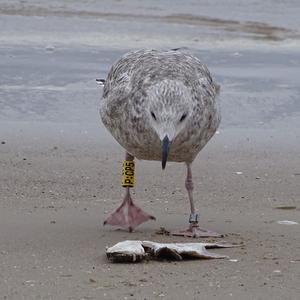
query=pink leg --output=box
[104,153,155,232]
[172,163,223,238]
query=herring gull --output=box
[100,49,221,237]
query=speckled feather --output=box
[100,49,220,163]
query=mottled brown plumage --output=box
[100,49,222,237]
[100,49,220,163]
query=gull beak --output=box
[161,135,170,170]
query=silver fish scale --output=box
[100,49,221,163]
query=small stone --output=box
[1,141,5,144]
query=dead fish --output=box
[106,240,237,263]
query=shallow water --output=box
[0,0,300,134]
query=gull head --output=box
[146,80,193,169]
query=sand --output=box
[1,122,299,300]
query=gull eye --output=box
[151,111,157,121]
[179,113,187,122]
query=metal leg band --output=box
[189,213,199,224]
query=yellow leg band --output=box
[122,160,135,188]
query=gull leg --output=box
[172,163,223,238]
[104,153,155,232]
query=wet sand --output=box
[1,1,300,299]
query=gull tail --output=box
[96,78,105,86]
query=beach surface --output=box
[1,1,300,299]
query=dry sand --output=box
[1,122,299,300]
